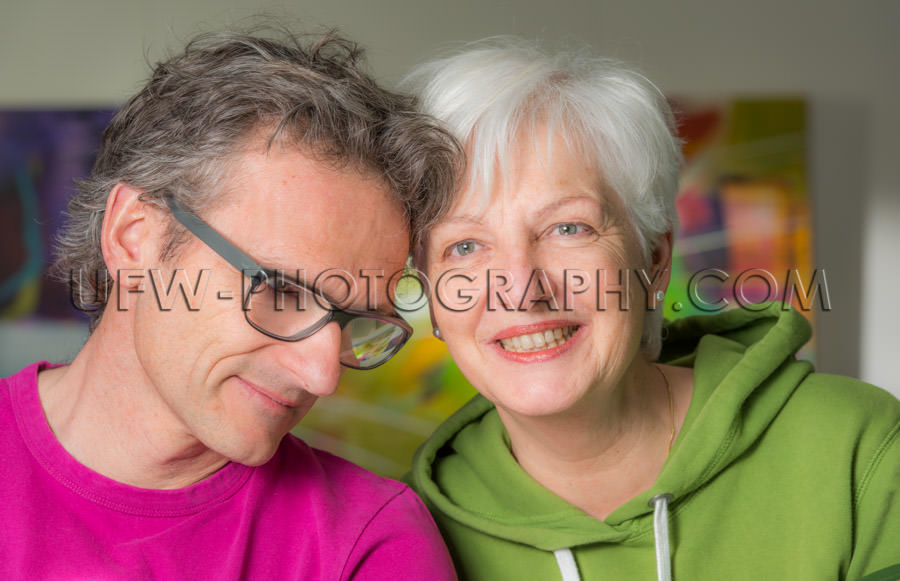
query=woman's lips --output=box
[491,321,582,362]
[498,325,578,352]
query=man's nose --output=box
[273,321,344,398]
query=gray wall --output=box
[1,0,898,395]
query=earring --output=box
[433,328,443,340]
[655,290,665,302]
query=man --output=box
[0,29,461,579]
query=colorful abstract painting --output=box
[0,109,116,320]
[666,99,816,358]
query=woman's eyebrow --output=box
[532,194,603,221]
[434,213,486,227]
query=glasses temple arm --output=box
[165,198,263,279]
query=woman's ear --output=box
[428,304,444,341]
[100,184,157,286]
[645,230,673,307]
[423,265,445,342]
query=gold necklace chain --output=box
[654,364,676,453]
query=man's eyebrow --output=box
[272,269,403,316]
[248,248,298,271]
[277,272,339,301]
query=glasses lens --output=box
[245,275,331,338]
[245,274,409,369]
[340,317,409,369]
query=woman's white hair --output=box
[404,37,683,359]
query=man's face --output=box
[129,145,409,466]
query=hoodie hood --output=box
[409,304,814,552]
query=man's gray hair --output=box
[54,27,462,324]
[403,37,682,359]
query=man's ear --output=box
[100,184,157,287]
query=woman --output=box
[404,39,900,581]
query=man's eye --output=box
[270,279,303,297]
[277,285,301,297]
[449,240,479,257]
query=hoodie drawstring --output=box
[553,493,674,581]
[554,549,581,581]
[650,493,674,581]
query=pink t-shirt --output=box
[0,362,456,580]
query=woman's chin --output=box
[486,382,592,420]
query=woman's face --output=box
[424,130,669,419]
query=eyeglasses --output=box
[165,197,412,370]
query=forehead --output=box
[208,146,410,280]
[448,127,607,220]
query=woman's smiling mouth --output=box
[498,325,579,353]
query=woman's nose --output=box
[493,248,561,312]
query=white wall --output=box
[1,0,897,394]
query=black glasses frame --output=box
[164,197,412,369]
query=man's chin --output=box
[222,435,287,468]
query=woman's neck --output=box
[498,362,691,520]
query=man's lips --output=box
[236,377,303,408]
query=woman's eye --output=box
[556,223,584,236]
[449,239,479,257]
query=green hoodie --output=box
[408,305,900,580]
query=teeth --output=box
[499,326,577,353]
[521,334,534,349]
